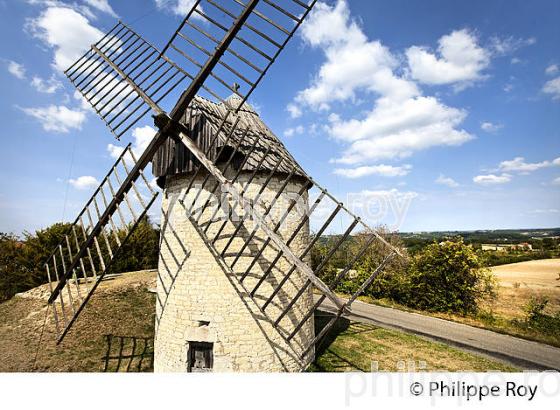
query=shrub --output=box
[403,238,496,315]
[21,223,73,287]
[523,296,549,322]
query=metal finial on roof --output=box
[233,82,241,93]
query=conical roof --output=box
[152,95,308,183]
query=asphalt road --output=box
[317,297,560,371]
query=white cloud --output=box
[552,177,560,186]
[293,0,474,166]
[329,96,473,164]
[31,75,62,94]
[545,64,559,75]
[510,57,522,65]
[473,173,512,185]
[480,121,503,133]
[287,103,302,119]
[489,35,536,56]
[542,77,560,100]
[7,61,26,79]
[498,156,560,173]
[349,188,418,203]
[154,0,201,17]
[73,90,92,110]
[294,0,418,111]
[406,29,490,89]
[107,125,157,159]
[26,6,104,72]
[69,175,99,190]
[83,0,118,17]
[131,125,156,153]
[528,208,559,214]
[503,83,514,92]
[284,125,304,138]
[334,164,411,178]
[19,105,87,133]
[345,188,418,230]
[290,1,473,169]
[106,143,124,159]
[435,174,459,188]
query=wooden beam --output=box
[175,128,346,311]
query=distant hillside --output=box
[398,228,560,256]
[399,228,560,242]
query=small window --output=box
[187,342,213,373]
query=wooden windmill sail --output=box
[45,0,402,369]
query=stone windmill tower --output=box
[42,0,401,372]
[152,95,314,371]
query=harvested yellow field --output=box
[488,259,560,319]
[491,259,560,288]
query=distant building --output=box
[481,243,533,251]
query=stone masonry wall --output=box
[154,170,314,372]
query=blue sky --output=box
[0,0,559,234]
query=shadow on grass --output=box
[101,334,154,372]
[309,311,371,372]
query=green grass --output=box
[309,315,517,372]
[368,296,560,348]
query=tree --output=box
[20,223,72,288]
[0,233,27,302]
[405,238,496,314]
[110,216,160,273]
[350,229,409,300]
[314,227,410,300]
[0,218,161,303]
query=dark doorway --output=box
[187,342,214,372]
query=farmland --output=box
[489,259,560,318]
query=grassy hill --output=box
[0,270,515,372]
[0,270,156,372]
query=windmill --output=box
[44,0,402,372]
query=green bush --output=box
[404,239,496,314]
[21,223,73,288]
[0,224,71,302]
[314,228,410,301]
[523,296,549,322]
[516,296,560,336]
[321,236,496,315]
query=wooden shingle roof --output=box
[152,95,308,184]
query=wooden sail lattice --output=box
[50,0,320,343]
[47,0,402,358]
[158,100,400,358]
[68,0,316,140]
[46,145,158,341]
